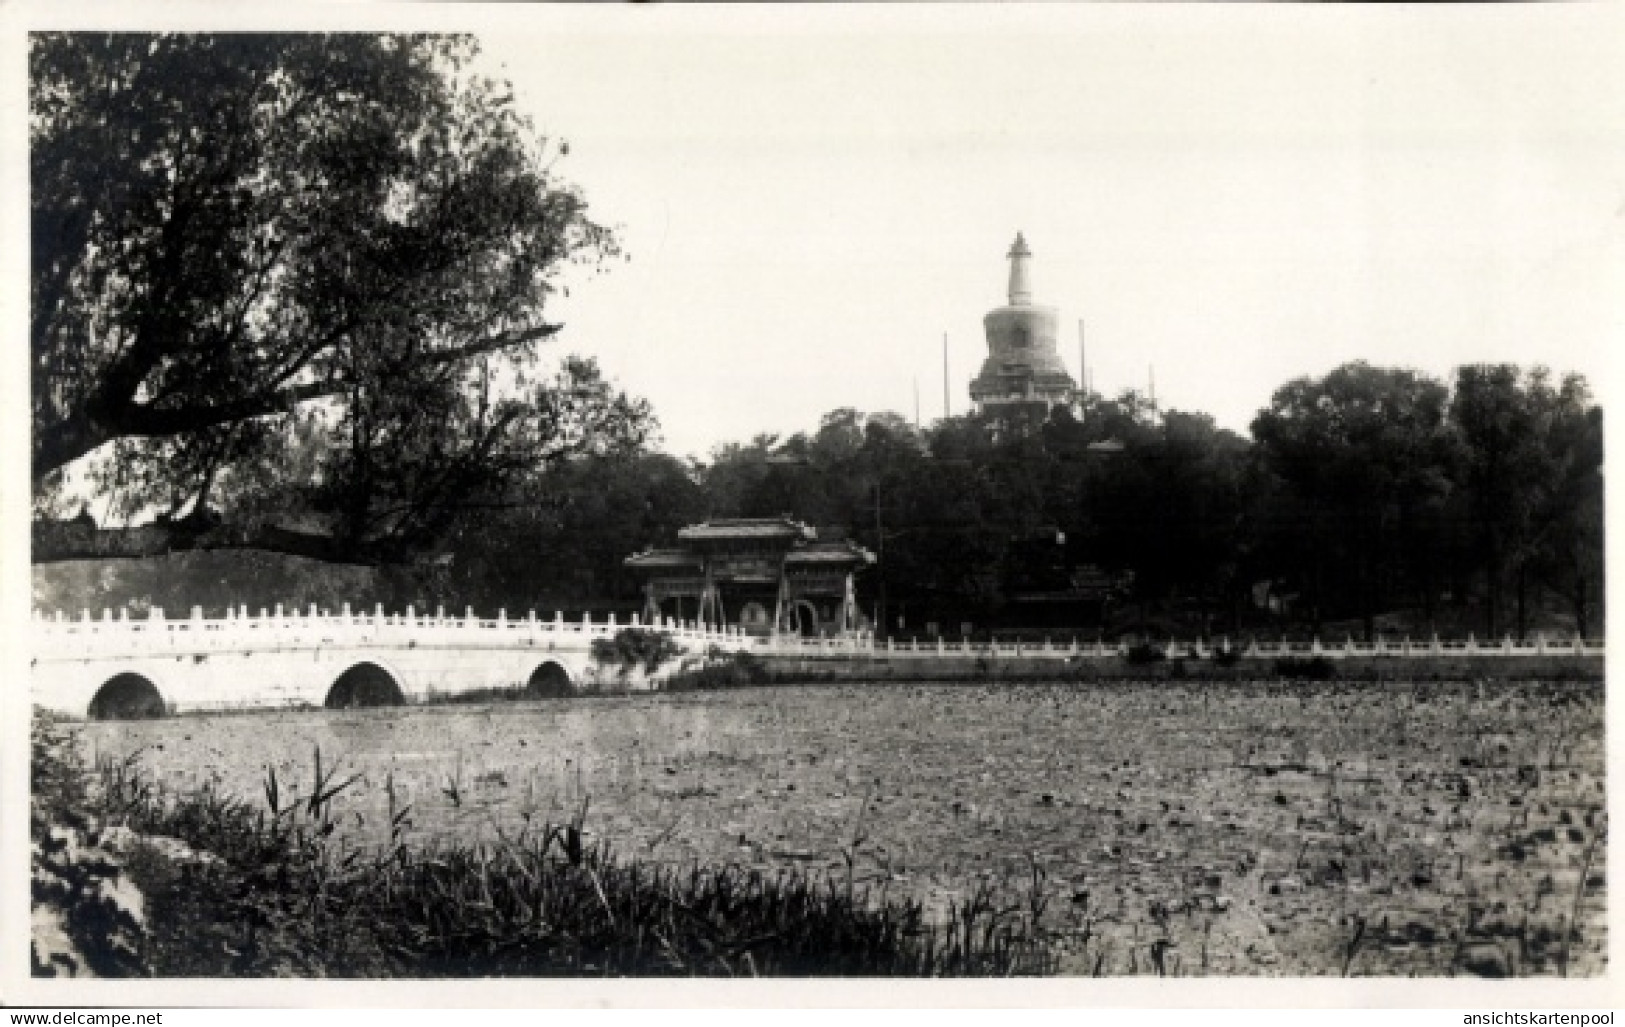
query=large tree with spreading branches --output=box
[32,33,651,563]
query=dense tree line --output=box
[1248,362,1602,640]
[394,360,1601,643]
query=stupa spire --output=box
[970,230,1075,414]
[1006,231,1033,305]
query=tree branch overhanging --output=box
[33,323,565,480]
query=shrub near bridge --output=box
[590,628,685,683]
[663,648,774,691]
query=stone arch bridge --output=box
[30,604,793,720]
[31,603,1600,721]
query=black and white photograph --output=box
[7,1,1619,1008]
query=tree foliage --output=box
[1450,365,1602,637]
[681,365,1598,641]
[1251,362,1457,634]
[692,397,1251,634]
[32,33,648,563]
[416,451,706,613]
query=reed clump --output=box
[79,741,1056,977]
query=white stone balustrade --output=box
[34,604,1608,659]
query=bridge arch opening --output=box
[526,661,573,698]
[88,673,167,721]
[325,662,406,709]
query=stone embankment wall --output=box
[754,652,1603,683]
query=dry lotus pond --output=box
[77,678,1606,976]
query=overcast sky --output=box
[472,6,1623,461]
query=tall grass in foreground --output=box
[81,736,1056,976]
[31,715,146,977]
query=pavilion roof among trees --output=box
[625,518,874,636]
[626,518,875,573]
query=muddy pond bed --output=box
[77,677,1606,976]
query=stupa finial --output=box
[1006,231,1033,305]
